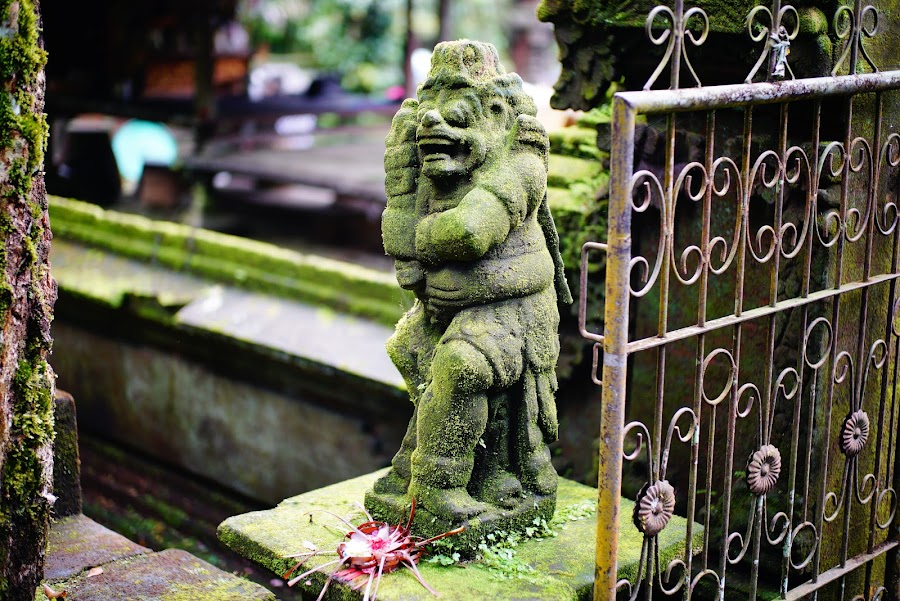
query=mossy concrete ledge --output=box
[218,470,702,600]
[41,516,274,601]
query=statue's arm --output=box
[412,114,548,265]
[382,99,424,289]
[415,186,513,263]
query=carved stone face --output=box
[416,86,509,181]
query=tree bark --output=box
[0,0,57,599]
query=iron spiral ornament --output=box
[633,480,676,537]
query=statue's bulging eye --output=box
[441,98,476,127]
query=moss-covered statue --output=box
[366,40,571,545]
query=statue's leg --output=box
[517,369,558,496]
[409,338,493,520]
[373,305,433,496]
[469,390,525,509]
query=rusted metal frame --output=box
[597,67,900,600]
[782,539,899,600]
[579,241,608,345]
[625,271,900,354]
[594,95,636,601]
[616,71,900,116]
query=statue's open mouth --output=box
[418,135,466,163]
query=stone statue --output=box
[366,40,571,545]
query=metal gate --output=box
[580,1,900,598]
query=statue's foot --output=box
[372,469,410,496]
[409,481,491,522]
[524,460,558,496]
[472,471,523,509]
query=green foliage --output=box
[298,0,401,92]
[239,0,514,94]
[425,517,556,582]
[240,0,404,93]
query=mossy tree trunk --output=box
[0,0,56,599]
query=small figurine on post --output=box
[366,40,571,547]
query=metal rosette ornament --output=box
[746,444,782,496]
[633,480,676,537]
[840,409,870,457]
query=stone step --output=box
[40,514,275,601]
[218,469,703,601]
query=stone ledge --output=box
[44,514,150,582]
[39,548,275,601]
[218,469,703,600]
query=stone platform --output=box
[39,514,275,601]
[219,469,702,600]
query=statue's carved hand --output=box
[383,98,422,261]
[394,259,425,291]
[512,114,549,166]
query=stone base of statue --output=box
[217,469,704,601]
[365,487,556,555]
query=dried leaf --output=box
[42,583,67,599]
[86,566,104,577]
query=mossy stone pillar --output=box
[0,0,57,598]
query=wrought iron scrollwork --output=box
[832,0,880,75]
[643,0,708,90]
[745,2,799,82]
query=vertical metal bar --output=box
[884,100,900,598]
[595,95,636,601]
[863,92,886,597]
[766,0,783,82]
[715,97,755,601]
[812,87,855,600]
[784,98,821,599]
[670,0,684,90]
[684,109,715,600]
[752,100,789,601]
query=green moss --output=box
[548,154,604,189]
[548,127,606,161]
[1,360,54,528]
[220,470,703,600]
[0,0,51,595]
[159,579,276,601]
[49,196,407,326]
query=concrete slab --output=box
[176,286,403,389]
[39,548,275,601]
[219,470,703,601]
[44,514,150,581]
[50,238,403,390]
[185,129,389,203]
[50,238,210,309]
